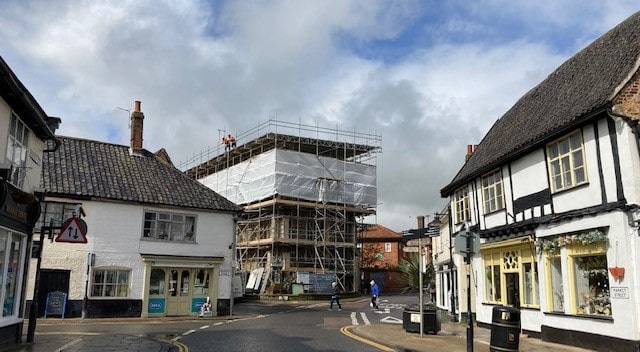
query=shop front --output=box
[0,181,40,345]
[142,256,223,317]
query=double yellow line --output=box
[340,326,395,352]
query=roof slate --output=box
[43,136,241,212]
[441,11,640,196]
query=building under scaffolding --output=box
[181,120,381,293]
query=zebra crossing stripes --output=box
[350,312,371,325]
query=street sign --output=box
[55,216,88,243]
[454,230,480,255]
[402,247,420,252]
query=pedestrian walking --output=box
[329,282,342,311]
[370,280,380,309]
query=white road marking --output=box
[360,312,371,325]
[350,312,359,325]
[182,329,196,336]
[214,322,224,326]
[200,325,209,330]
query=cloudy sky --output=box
[1,1,638,231]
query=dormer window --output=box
[547,130,587,193]
[482,169,504,214]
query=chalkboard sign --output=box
[44,291,67,318]
[309,273,337,293]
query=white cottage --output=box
[441,12,640,351]
[28,101,241,318]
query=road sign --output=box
[403,247,420,253]
[55,216,88,243]
[454,230,480,255]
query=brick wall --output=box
[613,71,640,118]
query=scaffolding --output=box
[179,120,381,293]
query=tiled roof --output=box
[361,224,401,239]
[43,136,241,212]
[441,11,640,196]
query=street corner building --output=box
[0,56,61,347]
[440,11,640,352]
[28,101,242,320]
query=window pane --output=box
[575,255,610,316]
[3,236,22,316]
[180,270,190,296]
[492,264,501,301]
[549,257,564,312]
[149,269,165,295]
[569,133,581,149]
[523,263,533,305]
[572,150,583,167]
[574,167,585,184]
[559,139,570,154]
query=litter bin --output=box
[490,306,520,352]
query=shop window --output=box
[573,254,610,316]
[548,256,564,312]
[149,269,166,296]
[0,232,24,317]
[523,262,538,306]
[483,243,538,308]
[547,130,587,192]
[91,269,130,298]
[481,169,504,213]
[483,252,502,303]
[454,187,470,224]
[194,269,210,295]
[180,270,190,296]
[143,211,196,242]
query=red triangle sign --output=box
[55,216,88,243]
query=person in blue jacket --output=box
[370,280,380,309]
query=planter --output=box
[402,309,441,334]
[609,266,624,281]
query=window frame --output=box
[547,130,588,193]
[482,241,539,309]
[454,187,470,224]
[90,268,131,298]
[481,169,504,214]
[6,113,30,187]
[142,210,197,242]
[384,242,392,253]
[35,201,78,234]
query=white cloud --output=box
[0,0,637,231]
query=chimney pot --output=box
[134,100,141,112]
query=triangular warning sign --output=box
[55,216,88,243]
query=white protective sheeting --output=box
[199,149,376,207]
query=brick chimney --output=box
[465,144,478,161]
[130,100,144,154]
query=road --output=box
[32,293,424,352]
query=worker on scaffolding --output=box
[227,134,236,150]
[221,135,229,151]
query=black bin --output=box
[490,306,520,352]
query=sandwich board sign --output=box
[55,215,88,243]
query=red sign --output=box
[55,216,88,243]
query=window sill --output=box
[141,237,197,244]
[483,208,505,216]
[551,181,589,195]
[543,311,613,321]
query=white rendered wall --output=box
[27,198,236,301]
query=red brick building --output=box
[358,224,409,292]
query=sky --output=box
[1,1,638,232]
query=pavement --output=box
[0,305,595,352]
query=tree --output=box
[398,253,435,291]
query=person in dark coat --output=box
[329,282,342,311]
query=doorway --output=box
[38,270,70,317]
[505,273,520,308]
